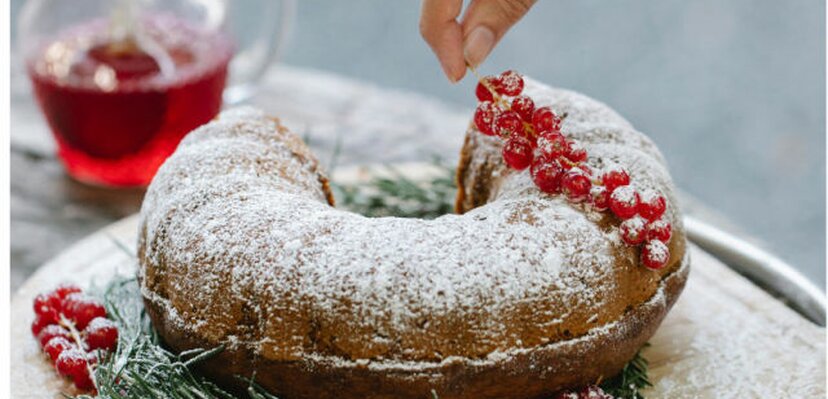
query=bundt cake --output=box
[137,79,689,399]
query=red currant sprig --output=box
[471,69,673,270]
[554,384,614,399]
[31,284,119,392]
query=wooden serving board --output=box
[11,166,826,398]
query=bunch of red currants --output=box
[31,283,119,391]
[473,70,671,270]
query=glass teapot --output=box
[16,0,295,187]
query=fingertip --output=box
[443,61,466,83]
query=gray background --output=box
[11,1,826,287]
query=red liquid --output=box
[27,17,233,186]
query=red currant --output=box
[647,219,672,243]
[589,186,610,211]
[578,385,613,399]
[38,324,71,347]
[638,190,667,221]
[511,95,535,121]
[561,170,592,203]
[56,348,88,377]
[601,167,630,193]
[642,240,671,270]
[62,293,106,330]
[34,294,58,318]
[553,391,579,399]
[84,317,119,351]
[34,284,80,317]
[497,70,524,96]
[73,367,95,390]
[537,131,569,159]
[502,136,534,170]
[53,284,82,299]
[609,185,640,219]
[493,110,525,137]
[530,156,565,193]
[44,336,75,363]
[474,101,498,136]
[531,106,561,133]
[620,216,647,245]
[31,312,57,336]
[475,76,498,102]
[565,141,588,164]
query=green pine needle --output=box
[600,344,653,399]
[74,159,650,399]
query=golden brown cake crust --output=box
[138,79,689,398]
[144,255,688,399]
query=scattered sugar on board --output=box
[647,253,824,397]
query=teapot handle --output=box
[223,0,296,104]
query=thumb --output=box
[461,0,536,68]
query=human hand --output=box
[419,0,536,83]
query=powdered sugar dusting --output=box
[138,79,683,369]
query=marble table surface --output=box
[9,64,744,293]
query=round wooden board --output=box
[11,164,826,398]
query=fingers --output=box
[419,0,467,82]
[420,0,536,82]
[461,0,536,68]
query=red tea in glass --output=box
[26,16,234,186]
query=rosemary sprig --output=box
[74,278,242,399]
[331,159,456,219]
[74,160,650,399]
[599,344,653,399]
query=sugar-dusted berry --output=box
[561,169,592,203]
[502,136,534,170]
[530,156,565,194]
[56,348,88,377]
[564,140,587,164]
[72,367,95,390]
[475,76,498,102]
[62,293,106,330]
[34,293,59,318]
[602,167,630,193]
[511,95,535,122]
[578,385,614,399]
[589,185,610,211]
[553,391,580,399]
[84,317,119,351]
[609,185,640,219]
[620,216,647,245]
[647,219,672,243]
[497,70,524,96]
[44,336,75,363]
[537,131,569,159]
[53,283,82,299]
[531,106,561,133]
[474,101,498,136]
[642,239,671,270]
[638,189,667,221]
[31,312,57,336]
[38,324,71,347]
[493,110,525,137]
[34,283,80,317]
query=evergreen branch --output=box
[599,344,653,398]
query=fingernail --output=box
[464,26,496,68]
